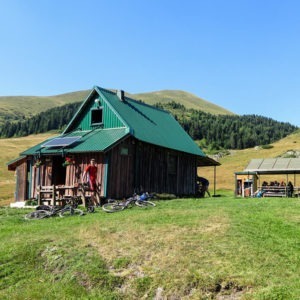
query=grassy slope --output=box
[0,89,233,125]
[0,90,91,124]
[0,133,56,205]
[1,195,300,299]
[132,90,234,115]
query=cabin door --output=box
[52,156,66,185]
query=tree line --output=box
[0,103,80,138]
[155,101,298,150]
[0,101,298,150]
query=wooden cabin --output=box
[7,86,219,201]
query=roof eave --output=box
[197,156,221,167]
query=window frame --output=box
[90,107,104,126]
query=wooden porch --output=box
[36,185,78,206]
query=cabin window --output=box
[120,147,129,155]
[168,154,177,175]
[91,108,103,126]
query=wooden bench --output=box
[260,186,289,197]
[37,185,57,205]
[263,191,286,197]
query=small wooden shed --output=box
[8,86,219,201]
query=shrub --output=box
[261,144,273,149]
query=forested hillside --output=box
[0,101,297,150]
[159,102,298,149]
[0,103,79,138]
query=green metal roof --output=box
[21,128,129,155]
[93,87,206,157]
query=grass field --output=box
[1,194,300,299]
[1,132,300,298]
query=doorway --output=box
[52,156,66,185]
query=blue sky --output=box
[1,0,300,126]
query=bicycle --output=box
[24,197,84,220]
[102,194,139,213]
[83,195,95,213]
[78,182,97,213]
[135,192,156,207]
[102,192,156,213]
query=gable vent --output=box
[117,90,125,101]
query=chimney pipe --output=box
[117,90,125,101]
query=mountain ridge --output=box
[0,89,233,125]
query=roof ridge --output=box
[95,85,171,115]
[94,85,116,95]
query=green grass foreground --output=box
[1,193,300,299]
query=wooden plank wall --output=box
[65,153,105,196]
[106,139,135,198]
[135,142,197,196]
[15,161,27,201]
[107,139,198,199]
[28,154,105,199]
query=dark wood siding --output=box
[106,139,198,199]
[134,141,197,196]
[106,138,135,198]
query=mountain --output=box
[131,90,233,115]
[0,90,90,125]
[0,89,233,125]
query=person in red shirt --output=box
[82,158,99,206]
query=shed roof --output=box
[242,158,300,174]
[21,128,129,156]
[6,155,27,171]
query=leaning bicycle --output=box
[78,182,97,213]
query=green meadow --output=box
[1,194,300,299]
[1,132,300,298]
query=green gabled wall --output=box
[64,91,127,132]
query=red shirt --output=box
[85,165,97,182]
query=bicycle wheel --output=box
[59,207,84,217]
[102,202,125,213]
[87,205,95,213]
[25,210,49,220]
[135,200,156,207]
[64,196,79,209]
[36,205,52,211]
